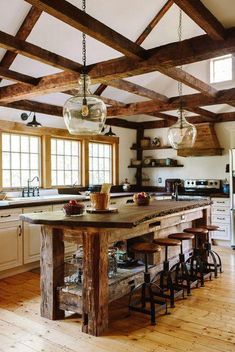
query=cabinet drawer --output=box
[0,209,21,222]
[211,206,230,215]
[211,198,230,207]
[23,205,52,213]
[212,214,230,224]
[211,223,230,240]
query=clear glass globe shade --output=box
[63,74,107,135]
[167,111,197,149]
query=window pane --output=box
[2,134,10,152]
[51,139,56,154]
[11,135,20,152]
[30,137,39,153]
[89,143,112,185]
[57,139,64,154]
[64,140,71,155]
[12,170,21,187]
[21,170,30,186]
[11,153,20,170]
[2,133,40,188]
[30,154,39,169]
[210,55,232,83]
[21,136,29,153]
[2,152,10,169]
[21,154,30,170]
[50,138,81,186]
[3,170,11,187]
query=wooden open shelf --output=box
[130,146,172,151]
[128,165,184,168]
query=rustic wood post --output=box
[40,226,65,320]
[82,230,109,336]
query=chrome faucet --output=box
[22,176,40,197]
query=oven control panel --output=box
[184,179,220,189]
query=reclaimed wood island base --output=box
[21,199,211,336]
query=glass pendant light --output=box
[167,9,197,150]
[63,0,106,135]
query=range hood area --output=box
[177,123,223,157]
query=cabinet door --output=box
[23,205,52,264]
[0,221,22,271]
[211,223,230,240]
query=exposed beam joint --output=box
[0,30,82,73]
[25,0,146,60]
[173,0,226,40]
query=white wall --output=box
[114,121,235,188]
[111,126,136,185]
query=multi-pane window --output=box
[210,54,233,83]
[2,133,40,188]
[89,142,112,185]
[51,138,81,186]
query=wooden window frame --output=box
[0,121,119,189]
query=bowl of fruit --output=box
[63,200,85,216]
[133,192,151,206]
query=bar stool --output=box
[168,232,195,296]
[184,227,209,286]
[151,238,181,308]
[201,225,222,277]
[129,242,167,325]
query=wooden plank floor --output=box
[0,247,235,352]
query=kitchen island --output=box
[21,199,211,336]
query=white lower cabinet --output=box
[0,209,22,271]
[211,197,230,240]
[23,205,52,264]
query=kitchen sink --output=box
[0,194,87,205]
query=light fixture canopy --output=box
[63,0,106,135]
[104,126,116,136]
[167,9,197,150]
[20,112,42,128]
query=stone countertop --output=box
[21,199,211,229]
[0,192,172,210]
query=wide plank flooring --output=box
[0,247,235,352]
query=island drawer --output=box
[211,223,230,240]
[211,198,230,207]
[211,214,230,224]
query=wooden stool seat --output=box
[201,225,220,231]
[184,227,208,236]
[168,233,194,241]
[153,238,181,247]
[131,242,161,254]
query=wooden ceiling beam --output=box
[135,0,174,45]
[0,6,42,70]
[0,30,82,73]
[1,29,235,103]
[186,107,217,122]
[0,67,39,85]
[158,66,218,97]
[25,0,146,60]
[106,87,235,117]
[94,0,173,99]
[63,89,125,107]
[0,99,63,116]
[173,0,226,41]
[105,118,139,129]
[217,111,235,122]
[106,78,168,103]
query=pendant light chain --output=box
[82,0,87,106]
[177,8,183,127]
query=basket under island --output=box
[20,199,211,336]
